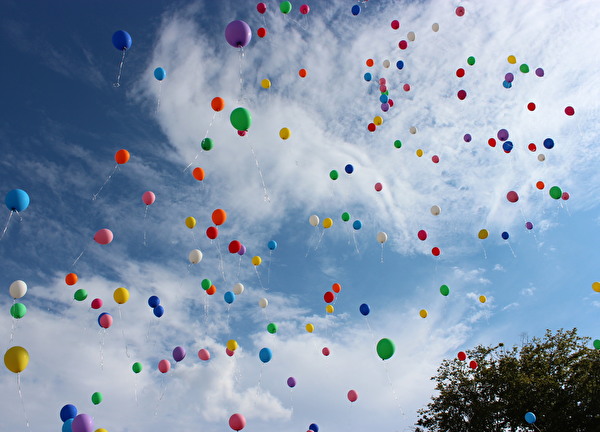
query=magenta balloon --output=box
[225,20,252,48]
[198,348,210,361]
[347,389,358,402]
[142,191,155,205]
[238,244,246,256]
[300,4,310,14]
[226,348,235,357]
[172,346,186,362]
[506,191,519,203]
[158,359,171,373]
[72,413,94,432]
[256,2,266,14]
[94,228,113,245]
[417,229,427,241]
[229,413,246,431]
[91,298,103,309]
[322,347,330,356]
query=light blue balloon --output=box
[5,189,30,212]
[224,291,235,304]
[62,419,74,432]
[503,80,512,89]
[154,67,166,81]
[524,412,536,424]
[259,347,272,363]
[352,220,362,230]
[267,240,277,250]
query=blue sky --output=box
[2,0,600,431]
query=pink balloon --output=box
[142,191,156,206]
[198,349,211,361]
[562,192,570,200]
[417,230,427,241]
[229,413,246,431]
[432,155,440,164]
[91,298,103,309]
[506,191,519,203]
[347,389,358,402]
[226,348,235,357]
[374,182,383,192]
[99,313,113,329]
[94,228,113,245]
[322,347,330,356]
[256,2,266,14]
[300,4,310,14]
[158,359,171,373]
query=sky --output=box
[1,0,600,431]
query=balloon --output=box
[536,181,545,190]
[391,19,400,29]
[201,138,214,151]
[153,67,166,81]
[538,154,546,161]
[259,298,268,308]
[252,256,262,266]
[230,107,252,131]
[211,97,225,112]
[10,303,26,319]
[376,338,395,360]
[112,30,132,51]
[287,376,296,388]
[74,289,88,301]
[565,106,575,116]
[347,389,358,402]
[91,392,103,405]
[238,244,246,255]
[323,218,333,229]
[300,4,310,14]
[9,280,27,299]
[325,304,334,314]
[65,273,78,286]
[132,362,143,373]
[592,282,600,293]
[60,404,78,422]
[359,303,370,316]
[224,291,236,304]
[467,56,475,66]
[549,186,562,199]
[594,340,600,350]
[192,167,205,181]
[507,55,517,64]
[407,31,416,42]
[456,6,465,16]
[430,205,441,215]
[259,347,272,363]
[5,189,30,212]
[198,349,210,361]
[525,221,534,230]
[256,3,267,14]
[206,226,218,239]
[153,305,165,317]
[322,347,330,356]
[432,247,441,256]
[62,419,74,432]
[226,348,234,357]
[353,220,362,230]
[419,309,428,318]
[267,323,278,334]
[351,4,360,15]
[527,102,536,111]
[4,346,29,373]
[374,115,383,126]
[506,191,519,203]
[341,212,350,222]
[173,346,186,362]
[229,413,246,431]
[457,90,467,100]
[457,351,467,361]
[261,79,271,89]
[226,240,241,254]
[440,284,450,296]
[469,360,478,369]
[233,283,244,295]
[115,149,130,164]
[501,231,510,240]
[267,240,278,250]
[399,40,408,49]
[189,249,203,264]
[113,287,129,304]
[148,295,160,308]
[525,412,536,424]
[72,413,94,432]
[298,68,307,78]
[206,285,216,295]
[305,323,314,333]
[417,230,427,241]
[225,20,252,48]
[479,295,487,303]
[497,129,509,141]
[158,359,170,373]
[324,291,335,303]
[201,279,212,290]
[329,170,339,180]
[94,228,114,245]
[432,23,439,32]
[377,232,388,243]
[520,64,530,73]
[332,283,342,293]
[212,208,227,225]
[91,298,103,309]
[396,60,404,70]
[478,229,489,240]
[279,128,291,140]
[257,27,267,38]
[309,215,320,227]
[279,1,292,13]
[98,313,113,329]
[309,424,319,432]
[410,126,417,134]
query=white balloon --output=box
[376,232,388,244]
[382,59,390,68]
[430,205,441,216]
[188,249,203,264]
[409,126,417,134]
[9,280,27,299]
[259,298,268,308]
[537,154,545,161]
[233,283,244,295]
[309,215,320,227]
[432,23,439,32]
[407,31,415,41]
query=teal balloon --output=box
[259,347,272,363]
[376,338,395,360]
[154,67,166,81]
[5,189,30,212]
[230,107,252,131]
[10,302,27,319]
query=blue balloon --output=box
[364,72,372,82]
[524,412,536,424]
[396,60,404,70]
[501,231,509,240]
[154,67,166,81]
[379,94,388,103]
[148,295,160,308]
[153,305,165,317]
[224,291,235,304]
[5,189,30,212]
[503,80,512,89]
[359,303,370,316]
[351,5,360,15]
[353,220,362,230]
[112,30,132,51]
[502,141,513,153]
[59,404,77,422]
[62,419,74,432]
[345,164,354,174]
[543,138,554,149]
[259,347,272,363]
[267,240,278,250]
[309,423,319,432]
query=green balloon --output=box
[132,362,143,373]
[467,56,476,66]
[376,338,395,360]
[74,289,88,301]
[279,1,292,14]
[440,285,450,296]
[394,140,402,149]
[594,339,600,350]
[10,302,27,319]
[341,212,350,222]
[549,186,562,200]
[201,138,214,151]
[267,323,278,334]
[230,107,252,131]
[384,90,389,95]
[520,63,529,73]
[329,170,339,180]
[201,278,212,291]
[91,392,103,405]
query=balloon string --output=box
[72,243,88,267]
[118,307,131,358]
[134,378,139,405]
[380,244,385,263]
[237,255,242,278]
[481,242,487,260]
[0,210,14,241]
[9,315,16,345]
[248,143,270,203]
[113,49,127,88]
[506,241,517,258]
[216,238,226,282]
[256,363,264,396]
[203,293,209,327]
[238,47,245,103]
[99,328,106,370]
[304,227,319,258]
[17,374,31,431]
[143,205,149,247]
[92,164,119,200]
[383,362,405,416]
[352,231,360,254]
[254,266,265,291]
[314,228,325,251]
[155,81,162,113]
[154,375,168,416]
[267,251,273,285]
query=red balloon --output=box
[457,351,467,361]
[506,191,519,203]
[388,99,394,107]
[198,349,210,361]
[374,182,383,192]
[391,20,400,29]
[226,348,234,357]
[488,138,497,147]
[527,102,536,111]
[398,40,408,50]
[228,240,242,254]
[457,89,467,100]
[229,413,246,431]
[562,192,570,200]
[91,298,103,309]
[158,359,171,373]
[403,83,410,92]
[456,68,465,78]
[347,389,358,402]
[323,291,335,303]
[417,230,427,241]
[237,130,247,137]
[367,123,376,132]
[99,313,113,329]
[206,226,219,240]
[322,347,330,356]
[528,143,537,152]
[256,2,266,14]
[431,155,440,164]
[564,106,575,116]
[469,360,478,369]
[257,27,267,38]
[456,6,465,16]
[432,247,441,256]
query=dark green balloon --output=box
[467,56,476,66]
[594,339,600,350]
[394,140,402,149]
[132,362,143,373]
[230,107,252,131]
[279,1,292,13]
[10,302,26,319]
[341,212,350,222]
[201,278,212,290]
[91,392,103,405]
[520,63,529,73]
[201,138,214,151]
[376,338,395,360]
[440,285,450,296]
[329,170,339,180]
[74,289,88,301]
[267,323,278,334]
[549,186,562,200]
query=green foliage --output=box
[415,329,600,431]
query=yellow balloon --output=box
[416,149,423,157]
[592,282,600,292]
[419,309,428,318]
[323,217,333,229]
[279,127,291,140]
[325,304,334,314]
[261,78,271,89]
[185,216,196,229]
[252,256,262,266]
[227,339,238,351]
[373,116,383,126]
[478,229,489,240]
[305,323,314,333]
[507,55,517,64]
[4,346,29,374]
[95,429,109,432]
[479,295,487,303]
[113,287,130,304]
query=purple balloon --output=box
[497,129,509,141]
[535,68,544,77]
[381,103,389,112]
[525,221,533,230]
[287,377,297,388]
[238,244,246,256]
[463,133,472,142]
[72,414,94,432]
[173,346,186,362]
[225,20,252,48]
[504,72,514,83]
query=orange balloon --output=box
[192,167,205,181]
[65,273,78,286]
[298,69,307,78]
[536,181,545,190]
[366,59,374,67]
[206,285,217,295]
[115,149,130,164]
[212,209,227,226]
[211,97,225,112]
[332,283,341,293]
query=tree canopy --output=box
[415,328,600,431]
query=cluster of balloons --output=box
[148,295,164,317]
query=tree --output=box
[415,328,600,431]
